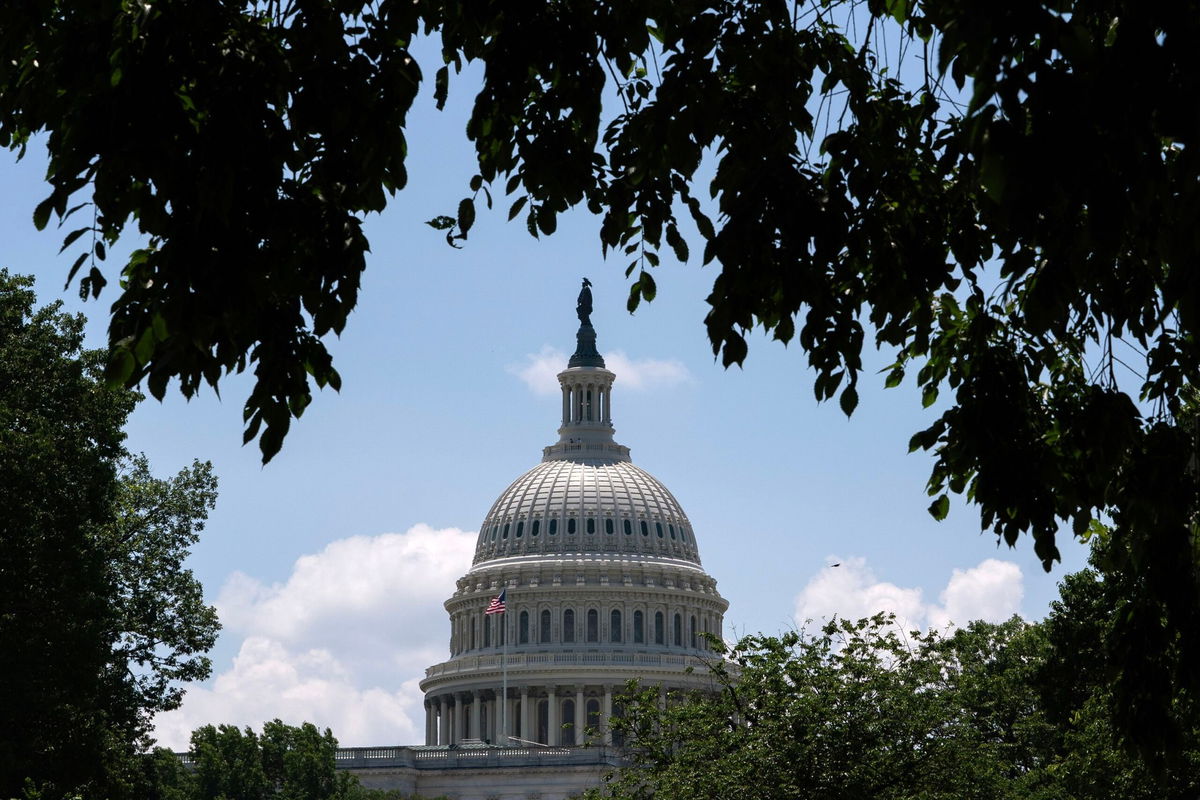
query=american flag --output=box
[485,588,507,615]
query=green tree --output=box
[3,0,1199,752]
[594,613,1197,800]
[179,720,371,800]
[0,270,219,799]
[1037,548,1200,794]
[596,616,1033,800]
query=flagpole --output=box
[501,606,508,745]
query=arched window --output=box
[587,518,595,534]
[484,616,492,647]
[656,522,663,538]
[563,609,575,643]
[633,610,644,643]
[562,699,576,746]
[669,524,676,539]
[605,518,614,534]
[531,519,540,536]
[519,611,529,644]
[549,519,558,535]
[623,520,632,535]
[502,523,510,539]
[568,517,577,534]
[673,613,682,646]
[540,609,551,643]
[641,521,649,536]
[655,612,664,645]
[516,521,524,538]
[611,609,622,643]
[690,615,697,648]
[587,609,599,642]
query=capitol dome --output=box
[418,281,728,752]
[472,459,701,565]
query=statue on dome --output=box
[576,278,593,326]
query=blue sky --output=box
[0,51,1087,748]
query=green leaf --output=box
[151,313,169,341]
[665,224,689,262]
[980,153,1006,202]
[839,385,859,417]
[537,208,557,236]
[58,226,90,254]
[133,326,156,364]
[921,384,939,408]
[434,66,449,110]
[457,198,476,235]
[928,494,950,521]
[106,347,136,386]
[508,196,528,221]
[425,215,455,230]
[33,196,54,231]
[639,270,657,302]
[721,334,748,368]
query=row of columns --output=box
[560,382,612,426]
[424,685,614,747]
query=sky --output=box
[0,42,1088,751]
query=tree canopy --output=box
[591,613,1200,800]
[0,271,219,800]
[148,720,407,800]
[2,0,1198,755]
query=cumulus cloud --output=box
[510,346,692,395]
[510,346,568,395]
[154,524,475,750]
[602,351,692,391]
[794,557,1024,633]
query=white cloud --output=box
[510,346,692,395]
[793,557,1024,633]
[602,350,692,391]
[510,346,568,395]
[154,524,475,750]
[927,560,1024,630]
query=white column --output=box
[575,686,586,746]
[471,693,481,741]
[602,684,613,745]
[505,695,516,744]
[562,385,570,426]
[438,696,450,745]
[453,693,466,744]
[425,701,435,745]
[547,686,559,746]
[487,695,497,743]
[520,687,531,741]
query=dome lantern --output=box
[546,278,627,461]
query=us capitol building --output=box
[338,282,730,798]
